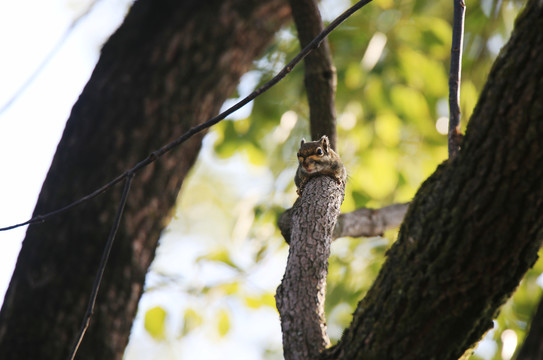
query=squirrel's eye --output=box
[316,148,323,156]
[296,153,301,158]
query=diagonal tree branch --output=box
[67,172,134,360]
[0,0,373,233]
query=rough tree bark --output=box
[323,0,543,358]
[334,203,409,239]
[277,2,408,359]
[276,176,345,359]
[0,1,289,359]
[279,202,408,243]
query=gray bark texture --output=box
[276,176,345,360]
[0,1,289,359]
[334,203,409,239]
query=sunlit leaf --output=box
[220,281,240,295]
[352,147,398,199]
[196,248,241,271]
[374,112,401,147]
[460,80,479,124]
[217,309,231,337]
[397,47,448,97]
[390,84,430,122]
[418,16,452,58]
[242,143,267,166]
[244,293,276,309]
[233,118,250,135]
[345,63,363,89]
[144,306,167,341]
[182,308,203,336]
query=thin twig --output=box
[448,0,466,158]
[0,0,102,115]
[67,172,134,360]
[0,0,373,232]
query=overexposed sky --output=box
[0,0,132,305]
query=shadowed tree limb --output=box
[289,0,338,149]
[334,203,409,239]
[448,0,466,158]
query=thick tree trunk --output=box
[0,1,289,359]
[324,1,543,359]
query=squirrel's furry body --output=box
[294,135,346,196]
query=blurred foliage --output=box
[128,0,534,359]
[144,306,167,341]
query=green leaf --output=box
[196,248,240,271]
[144,306,167,341]
[352,147,399,199]
[182,308,203,336]
[244,293,276,309]
[390,84,430,122]
[375,111,401,147]
[216,309,231,337]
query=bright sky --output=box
[0,0,132,306]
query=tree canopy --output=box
[1,0,540,359]
[129,0,538,359]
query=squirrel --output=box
[294,135,347,196]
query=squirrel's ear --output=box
[320,135,329,151]
[300,138,306,146]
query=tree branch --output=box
[276,176,345,360]
[67,172,134,360]
[289,0,338,149]
[334,203,409,238]
[278,202,409,244]
[448,0,465,158]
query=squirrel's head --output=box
[299,135,330,154]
